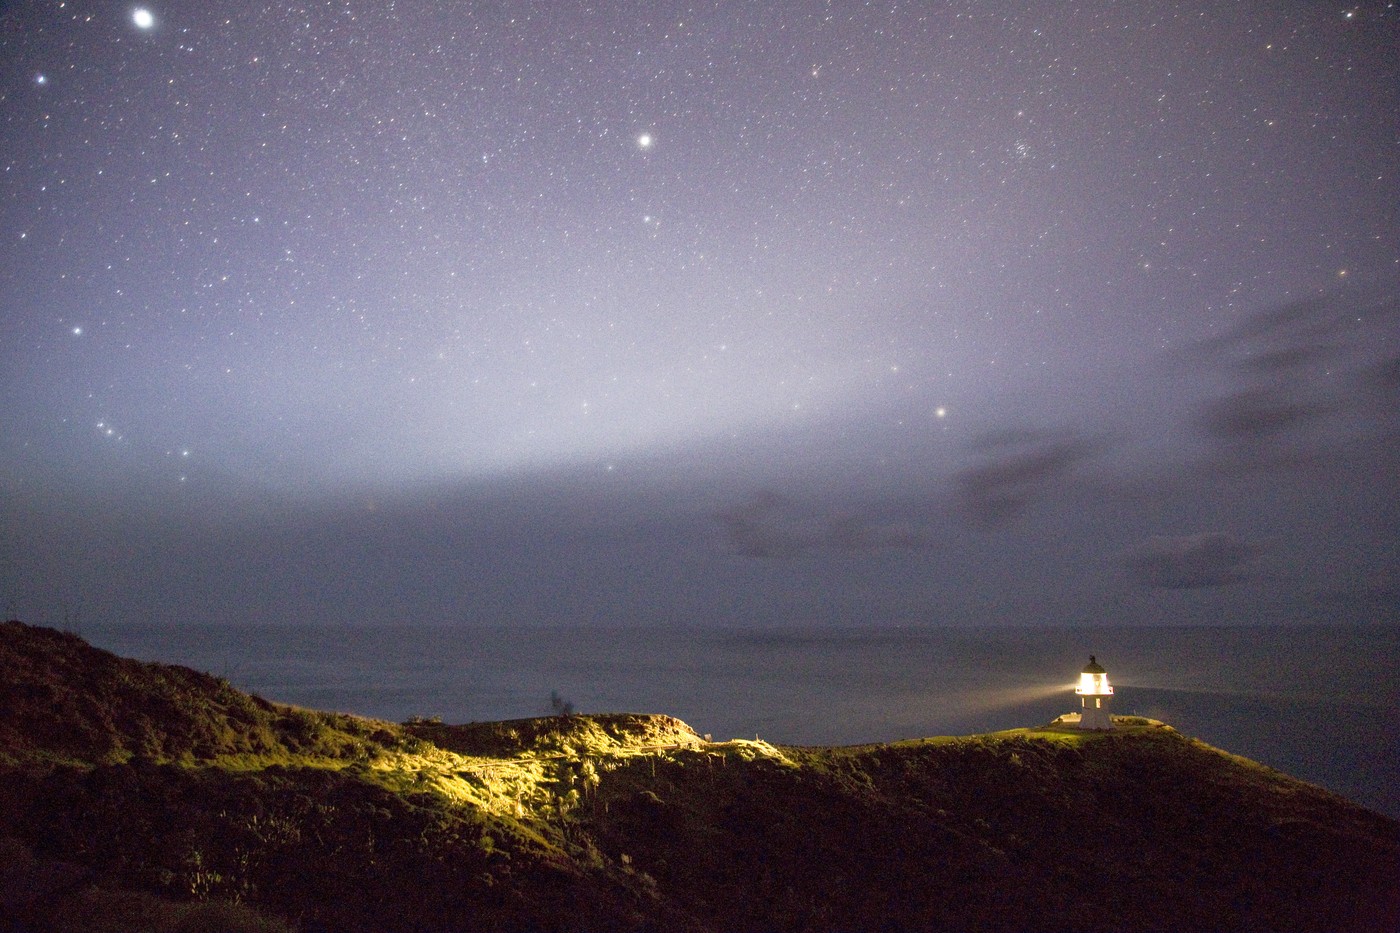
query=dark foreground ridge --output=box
[1,619,1396,933]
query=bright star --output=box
[132,8,155,29]
[637,133,653,149]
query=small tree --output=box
[549,690,575,718]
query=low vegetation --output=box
[0,620,1395,932]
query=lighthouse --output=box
[1075,655,1114,730]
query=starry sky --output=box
[2,1,1397,630]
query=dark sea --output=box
[82,623,1400,820]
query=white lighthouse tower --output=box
[1075,655,1114,730]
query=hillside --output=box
[0,620,1396,933]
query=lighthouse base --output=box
[1077,703,1114,730]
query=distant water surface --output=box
[82,623,1399,819]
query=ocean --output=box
[81,622,1400,820]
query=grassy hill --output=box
[0,620,1395,932]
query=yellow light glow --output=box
[1076,672,1112,695]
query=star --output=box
[637,133,653,150]
[132,8,155,30]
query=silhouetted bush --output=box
[550,690,575,717]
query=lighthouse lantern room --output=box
[1075,655,1114,730]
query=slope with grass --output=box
[0,620,1395,932]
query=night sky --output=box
[2,2,1397,630]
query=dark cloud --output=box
[1173,294,1400,477]
[716,492,928,559]
[1238,344,1328,375]
[1123,533,1257,589]
[955,431,1099,524]
[1194,388,1318,442]
[1182,295,1398,386]
[1187,297,1342,370]
[826,515,927,552]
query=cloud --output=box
[1172,294,1400,475]
[716,492,927,558]
[955,430,1099,524]
[1188,297,1334,361]
[1123,533,1256,589]
[1193,388,1317,442]
[826,515,926,551]
[1238,344,1328,376]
